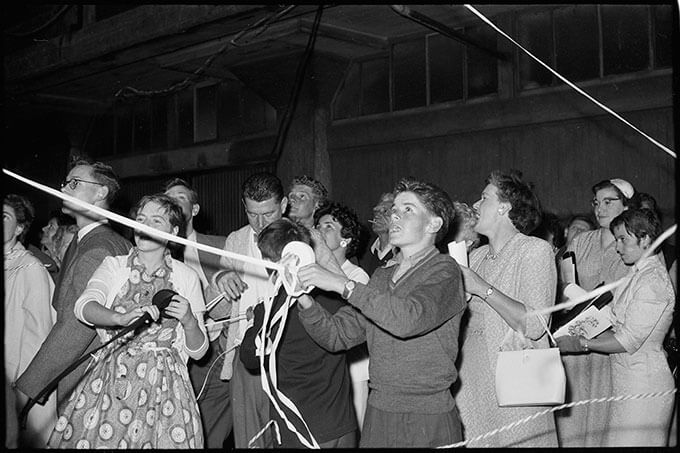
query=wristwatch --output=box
[341,279,356,300]
[482,286,494,302]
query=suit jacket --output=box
[16,223,131,410]
[193,232,229,319]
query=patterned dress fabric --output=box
[48,250,203,448]
[556,228,629,447]
[456,233,558,447]
[604,255,674,446]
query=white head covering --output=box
[610,178,635,199]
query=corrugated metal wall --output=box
[118,163,275,237]
[329,108,675,233]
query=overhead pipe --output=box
[389,5,508,62]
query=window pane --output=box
[134,100,151,152]
[653,5,672,68]
[465,25,498,98]
[218,81,241,137]
[195,84,217,143]
[115,106,132,155]
[517,10,553,89]
[429,34,464,104]
[555,5,599,82]
[334,63,361,120]
[151,96,168,150]
[178,89,194,147]
[393,39,426,110]
[602,6,649,75]
[361,58,389,115]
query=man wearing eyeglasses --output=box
[14,160,131,423]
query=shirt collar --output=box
[370,237,394,260]
[634,253,662,273]
[385,244,436,268]
[78,219,108,241]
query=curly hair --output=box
[487,170,541,234]
[452,201,480,248]
[243,172,285,203]
[315,202,367,259]
[4,194,35,243]
[290,175,328,205]
[610,208,662,245]
[394,177,454,244]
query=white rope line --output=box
[437,388,677,448]
[528,223,676,317]
[2,168,284,272]
[463,4,676,160]
[248,419,281,448]
[195,343,238,401]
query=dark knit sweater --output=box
[298,248,466,414]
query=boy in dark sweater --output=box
[239,218,357,448]
[297,177,466,448]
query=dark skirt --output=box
[361,404,462,448]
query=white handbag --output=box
[495,315,566,407]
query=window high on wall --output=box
[107,79,276,157]
[333,5,671,121]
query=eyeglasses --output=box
[590,197,621,209]
[60,178,105,190]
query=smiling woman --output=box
[47,193,208,449]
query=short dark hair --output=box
[242,173,285,203]
[257,218,312,262]
[163,177,198,205]
[290,175,328,205]
[394,177,454,244]
[315,202,367,259]
[610,208,662,246]
[591,180,637,208]
[71,159,121,206]
[132,193,186,238]
[487,170,541,235]
[568,214,596,230]
[4,194,35,243]
[532,211,565,249]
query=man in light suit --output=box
[164,177,231,449]
[15,160,131,415]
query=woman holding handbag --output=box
[456,170,558,447]
[555,178,637,447]
[556,208,674,446]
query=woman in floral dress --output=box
[48,193,208,449]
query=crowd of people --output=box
[4,159,677,448]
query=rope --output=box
[437,388,677,448]
[463,4,676,159]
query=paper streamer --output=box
[529,223,676,317]
[448,240,468,267]
[463,4,676,160]
[3,168,283,272]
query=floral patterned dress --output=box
[47,250,203,449]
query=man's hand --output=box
[297,294,314,310]
[298,263,347,294]
[216,271,249,301]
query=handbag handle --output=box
[500,313,557,349]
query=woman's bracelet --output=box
[580,336,589,353]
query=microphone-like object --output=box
[124,288,177,333]
[19,289,178,429]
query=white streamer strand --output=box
[528,223,676,317]
[2,168,283,272]
[437,388,677,448]
[463,4,676,159]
